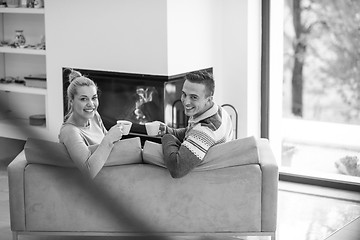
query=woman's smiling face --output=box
[71,85,99,123]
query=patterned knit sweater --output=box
[162,103,234,178]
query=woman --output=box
[59,69,124,179]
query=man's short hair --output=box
[185,70,215,97]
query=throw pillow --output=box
[24,137,142,167]
[142,136,259,171]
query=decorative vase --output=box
[14,30,26,47]
[33,0,43,8]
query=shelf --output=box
[129,132,161,139]
[0,5,47,141]
[0,46,45,55]
[0,7,44,14]
[0,117,48,140]
[0,83,46,95]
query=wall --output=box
[45,0,169,140]
[221,0,261,138]
[166,0,261,138]
[166,0,220,75]
[45,0,261,141]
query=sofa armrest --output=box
[7,150,27,231]
[257,138,279,232]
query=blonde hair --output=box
[64,68,98,121]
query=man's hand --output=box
[157,122,167,137]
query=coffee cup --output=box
[145,121,161,136]
[116,120,132,135]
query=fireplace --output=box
[63,68,212,139]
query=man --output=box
[160,70,234,178]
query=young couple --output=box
[59,69,234,179]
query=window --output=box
[266,0,360,189]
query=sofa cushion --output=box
[24,137,142,167]
[142,136,259,170]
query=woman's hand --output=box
[104,123,124,144]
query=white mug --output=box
[116,120,132,135]
[145,121,161,136]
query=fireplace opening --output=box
[62,68,212,139]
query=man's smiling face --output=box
[181,80,213,118]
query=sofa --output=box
[8,136,278,240]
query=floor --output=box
[1,138,360,240]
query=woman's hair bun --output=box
[67,69,82,83]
